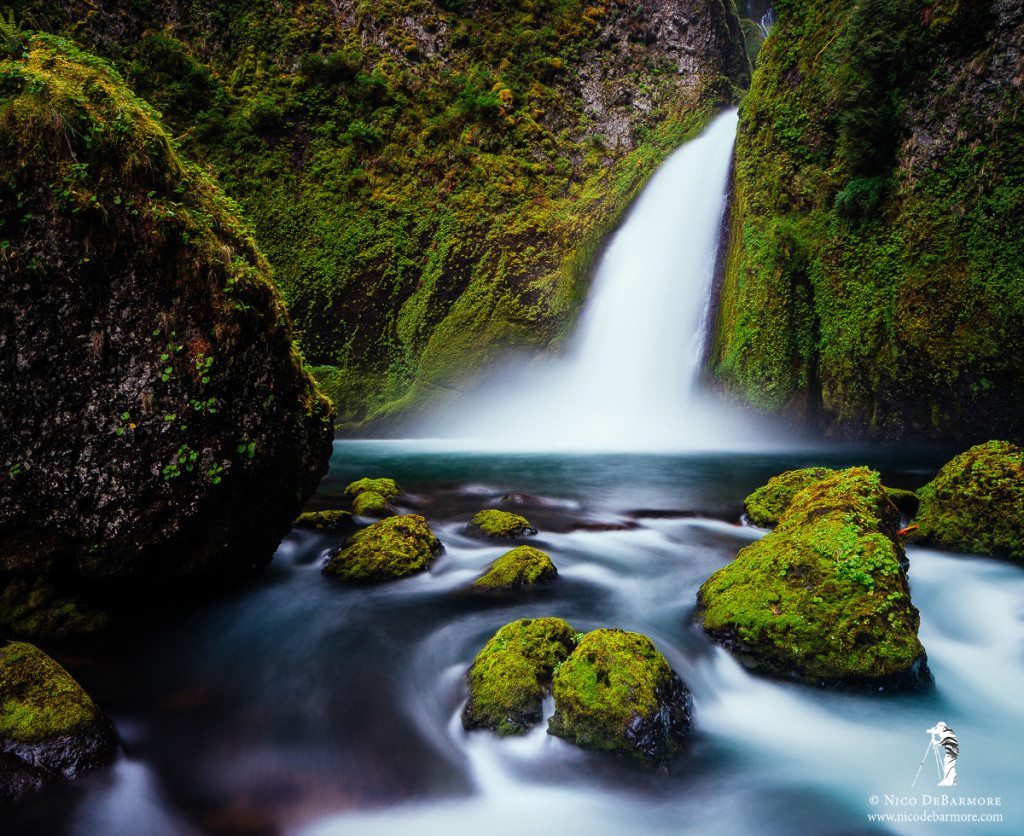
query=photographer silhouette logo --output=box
[912,722,959,788]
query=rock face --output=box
[0,641,117,803]
[548,629,692,764]
[462,617,576,736]
[699,468,930,690]
[12,0,751,430]
[323,514,441,582]
[466,510,537,539]
[710,0,1024,442]
[0,33,334,600]
[474,546,557,591]
[913,441,1024,561]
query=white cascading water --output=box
[432,108,760,451]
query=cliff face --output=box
[711,0,1024,442]
[0,29,333,595]
[11,0,751,429]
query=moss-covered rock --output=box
[323,514,441,582]
[343,478,401,502]
[0,642,117,803]
[884,488,920,520]
[699,468,930,690]
[474,546,557,591]
[548,629,692,764]
[744,467,838,527]
[462,617,576,736]
[913,441,1024,561]
[0,31,333,602]
[351,491,395,519]
[294,510,355,533]
[466,510,537,540]
[0,579,111,642]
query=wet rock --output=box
[473,546,557,591]
[912,441,1024,561]
[462,618,576,736]
[323,515,441,582]
[500,493,554,508]
[294,510,355,533]
[351,491,395,519]
[466,510,537,539]
[343,478,401,502]
[548,629,692,764]
[0,642,117,803]
[699,468,931,690]
[0,578,111,642]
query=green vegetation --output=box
[343,478,401,501]
[548,628,691,762]
[0,642,102,744]
[323,514,441,581]
[8,0,749,429]
[711,0,1024,441]
[462,617,576,736]
[474,545,557,590]
[351,490,394,518]
[467,509,535,539]
[700,468,929,689]
[913,441,1024,561]
[294,509,355,532]
[0,579,110,641]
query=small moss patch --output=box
[462,617,576,736]
[474,546,557,591]
[700,468,929,690]
[343,478,401,501]
[914,441,1024,561]
[323,514,440,582]
[466,509,536,539]
[0,642,102,744]
[548,629,692,763]
[744,467,838,527]
[294,510,354,532]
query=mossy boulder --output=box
[466,510,537,539]
[1,642,117,803]
[745,467,919,527]
[351,491,395,519]
[294,510,355,533]
[548,629,692,764]
[0,32,333,603]
[343,478,401,502]
[913,441,1024,561]
[0,579,111,642]
[474,547,557,591]
[699,468,930,690]
[323,515,441,583]
[462,617,576,736]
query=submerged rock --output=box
[462,618,576,736]
[700,468,930,690]
[0,34,333,604]
[473,546,557,591]
[294,510,355,533]
[0,642,117,803]
[466,510,537,539]
[323,515,441,582]
[351,491,395,519]
[548,629,692,764]
[913,441,1024,562]
[343,478,401,502]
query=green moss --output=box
[744,467,837,526]
[739,18,765,67]
[0,642,102,744]
[294,509,354,532]
[351,490,394,518]
[0,579,111,641]
[474,546,557,591]
[462,617,576,736]
[700,467,929,689]
[323,514,440,582]
[914,441,1024,561]
[467,509,536,539]
[548,629,691,762]
[343,478,401,501]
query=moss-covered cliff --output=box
[0,28,333,600]
[10,0,751,429]
[710,0,1024,442]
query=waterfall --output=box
[430,109,759,451]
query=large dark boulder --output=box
[0,31,333,600]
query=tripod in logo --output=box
[912,721,959,788]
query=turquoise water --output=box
[8,440,1022,835]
